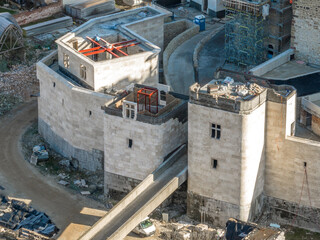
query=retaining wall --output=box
[14,1,63,26]
[249,49,294,77]
[163,23,199,85]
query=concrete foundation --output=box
[187,191,240,227]
[264,196,320,232]
[104,171,141,194]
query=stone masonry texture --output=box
[291,0,320,65]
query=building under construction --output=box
[267,0,292,57]
[224,0,270,67]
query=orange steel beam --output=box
[79,46,101,53]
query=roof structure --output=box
[0,13,23,54]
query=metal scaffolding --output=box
[224,0,270,67]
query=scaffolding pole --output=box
[224,0,270,67]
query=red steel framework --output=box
[79,36,141,58]
[137,87,159,114]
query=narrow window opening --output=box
[80,64,87,80]
[73,41,78,50]
[304,162,307,167]
[160,90,166,101]
[89,110,92,116]
[63,53,70,68]
[212,159,218,169]
[128,139,133,148]
[53,82,56,88]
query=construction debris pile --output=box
[0,65,38,101]
[204,77,265,101]
[30,145,49,165]
[0,195,58,238]
[159,222,225,240]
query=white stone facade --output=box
[104,109,188,193]
[188,82,320,230]
[37,6,171,171]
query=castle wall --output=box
[58,44,95,89]
[240,102,266,221]
[103,112,187,193]
[265,94,320,231]
[187,99,266,226]
[187,102,242,225]
[37,52,113,171]
[94,51,159,91]
[291,0,320,65]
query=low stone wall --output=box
[37,51,114,171]
[192,26,224,82]
[164,20,194,50]
[193,26,224,70]
[187,191,240,227]
[14,1,63,26]
[265,196,320,232]
[249,49,294,77]
[163,23,199,86]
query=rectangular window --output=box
[125,104,135,119]
[212,159,218,169]
[211,123,221,139]
[63,54,69,68]
[80,64,87,80]
[128,139,133,148]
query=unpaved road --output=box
[0,101,106,239]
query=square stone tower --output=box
[187,79,267,226]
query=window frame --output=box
[211,123,221,140]
[122,100,137,120]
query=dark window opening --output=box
[306,112,312,127]
[211,123,221,139]
[304,162,307,167]
[212,159,218,169]
[89,110,92,116]
[160,91,166,101]
[128,139,133,148]
[53,82,56,88]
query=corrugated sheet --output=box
[0,12,22,37]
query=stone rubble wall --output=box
[291,0,320,65]
[14,1,63,26]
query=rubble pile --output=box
[205,77,265,101]
[160,222,224,240]
[0,195,58,238]
[0,65,38,101]
[0,94,21,116]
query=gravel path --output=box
[0,101,106,239]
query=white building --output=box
[37,6,171,171]
[190,0,225,18]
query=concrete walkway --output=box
[167,24,224,95]
[80,147,187,240]
[198,29,225,85]
[0,101,106,240]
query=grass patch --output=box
[285,226,320,240]
[0,7,16,14]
